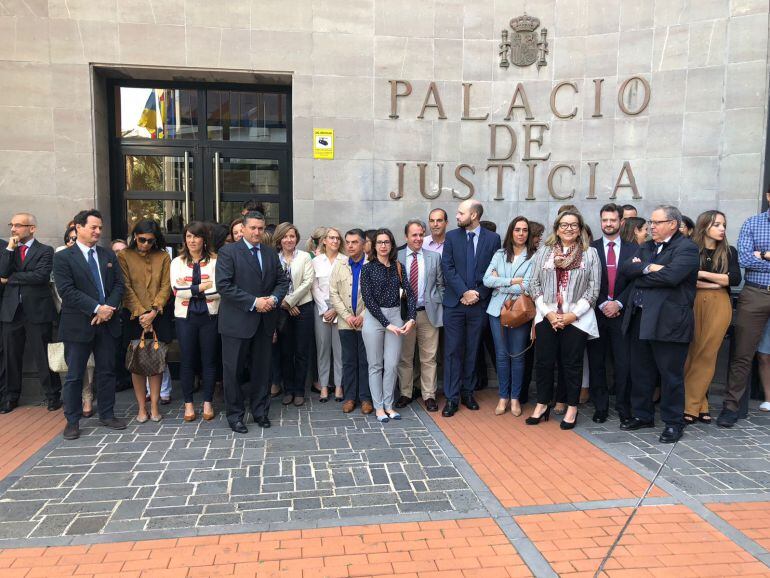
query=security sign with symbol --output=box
[313,128,334,159]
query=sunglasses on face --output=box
[67,236,77,242]
[136,237,155,245]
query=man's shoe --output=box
[592,410,608,424]
[231,421,248,434]
[63,422,79,440]
[395,395,412,409]
[461,395,480,410]
[619,417,655,431]
[442,400,458,417]
[342,400,355,413]
[717,408,738,428]
[99,417,127,430]
[256,416,271,428]
[659,425,683,443]
[47,398,63,411]
[0,400,18,414]
[425,398,438,412]
[361,401,374,415]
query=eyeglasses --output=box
[67,236,77,242]
[8,223,31,228]
[558,223,580,230]
[136,237,155,245]
[375,240,391,245]
[648,219,674,227]
[327,236,341,241]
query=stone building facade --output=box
[0,0,768,246]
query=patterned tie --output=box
[607,241,617,299]
[19,245,27,262]
[251,246,263,277]
[410,252,419,302]
[88,248,106,304]
[466,232,476,287]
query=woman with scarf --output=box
[525,210,600,430]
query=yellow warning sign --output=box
[313,128,334,160]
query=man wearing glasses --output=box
[619,206,699,443]
[0,213,61,413]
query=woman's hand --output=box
[323,309,337,323]
[175,277,187,286]
[490,269,499,277]
[198,280,213,292]
[401,319,416,335]
[560,312,578,327]
[386,324,402,336]
[546,312,560,330]
[510,276,524,286]
[289,306,300,316]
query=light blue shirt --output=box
[242,238,263,270]
[76,241,104,314]
[482,250,534,317]
[466,225,481,254]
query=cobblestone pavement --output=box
[0,391,482,542]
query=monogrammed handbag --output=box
[125,329,167,376]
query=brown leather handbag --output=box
[500,293,536,329]
[126,329,167,376]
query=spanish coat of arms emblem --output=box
[499,14,548,69]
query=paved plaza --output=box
[0,388,769,577]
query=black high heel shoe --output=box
[560,410,578,430]
[525,406,551,425]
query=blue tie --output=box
[251,246,263,277]
[466,232,476,288]
[88,248,105,304]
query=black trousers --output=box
[628,310,687,427]
[177,312,218,403]
[534,321,587,407]
[279,302,314,396]
[3,305,60,402]
[63,326,117,424]
[222,331,272,425]
[340,329,371,403]
[587,313,631,418]
[519,321,534,404]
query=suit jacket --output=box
[441,227,502,308]
[0,239,6,303]
[398,247,444,327]
[53,244,125,342]
[620,232,699,342]
[591,238,637,317]
[0,239,57,324]
[216,239,289,339]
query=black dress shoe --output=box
[47,398,63,411]
[395,396,412,409]
[0,400,18,414]
[99,417,127,430]
[425,398,438,412]
[659,425,683,443]
[461,395,480,410]
[63,422,80,440]
[716,408,738,428]
[619,417,655,431]
[592,410,608,424]
[256,416,271,428]
[231,421,248,434]
[442,401,458,417]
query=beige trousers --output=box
[397,310,439,400]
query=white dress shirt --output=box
[406,248,426,307]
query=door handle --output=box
[183,151,190,224]
[213,152,221,223]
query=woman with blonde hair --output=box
[683,211,741,424]
[307,227,328,256]
[311,227,346,402]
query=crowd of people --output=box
[1,193,769,444]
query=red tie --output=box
[19,245,27,262]
[607,241,617,299]
[410,252,419,302]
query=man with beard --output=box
[440,200,501,416]
[586,203,637,424]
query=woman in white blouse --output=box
[311,227,347,402]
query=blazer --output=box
[441,226,502,307]
[590,238,637,312]
[53,244,124,342]
[170,256,220,317]
[215,239,289,339]
[281,250,314,308]
[482,250,534,317]
[0,239,6,303]
[398,247,444,327]
[620,232,699,343]
[0,239,57,324]
[117,249,172,319]
[329,257,367,331]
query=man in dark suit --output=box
[53,209,127,440]
[0,237,6,407]
[216,211,289,433]
[587,203,636,424]
[0,213,61,413]
[619,205,699,443]
[441,200,501,416]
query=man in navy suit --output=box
[441,200,501,416]
[216,211,289,433]
[53,210,126,440]
[587,203,636,425]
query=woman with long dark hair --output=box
[483,216,536,417]
[619,217,648,245]
[525,211,600,430]
[118,219,172,423]
[683,211,741,424]
[171,221,220,422]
